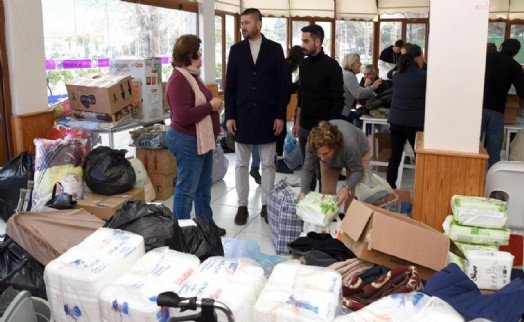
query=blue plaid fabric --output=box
[267,179,303,255]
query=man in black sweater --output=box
[482,38,524,168]
[292,24,344,191]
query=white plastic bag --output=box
[355,173,399,212]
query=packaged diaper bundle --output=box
[296,192,339,226]
[45,228,145,322]
[443,215,510,246]
[447,241,499,271]
[99,247,200,322]
[465,250,514,290]
[254,260,342,322]
[176,256,266,322]
[451,195,507,228]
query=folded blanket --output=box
[343,265,423,310]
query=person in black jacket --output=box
[378,39,404,79]
[482,38,524,168]
[224,8,288,225]
[292,24,344,191]
[386,44,427,188]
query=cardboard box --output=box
[135,148,177,175]
[110,58,164,122]
[149,172,176,200]
[66,74,134,114]
[340,200,462,280]
[377,148,391,172]
[504,106,518,125]
[76,187,145,220]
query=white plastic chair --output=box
[485,161,524,234]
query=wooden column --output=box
[412,132,488,232]
[10,110,54,155]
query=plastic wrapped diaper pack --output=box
[297,192,339,226]
[465,250,514,290]
[44,228,145,322]
[443,216,510,246]
[254,260,342,322]
[447,241,499,271]
[176,256,266,322]
[451,195,507,228]
[99,247,200,322]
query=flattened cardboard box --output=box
[76,187,145,220]
[66,74,134,114]
[135,148,177,175]
[149,172,176,201]
[340,200,462,280]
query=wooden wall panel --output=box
[412,132,488,232]
[287,94,297,122]
[10,111,54,155]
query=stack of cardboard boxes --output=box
[135,148,177,200]
[66,74,136,127]
[109,58,165,122]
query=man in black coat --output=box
[482,38,524,168]
[292,24,345,192]
[225,8,288,225]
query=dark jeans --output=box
[481,108,504,169]
[387,124,421,189]
[165,128,213,221]
[299,126,319,191]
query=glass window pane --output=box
[379,21,401,53]
[43,0,197,96]
[510,25,524,64]
[262,17,287,55]
[488,22,505,51]
[406,23,426,54]
[215,16,223,88]
[292,20,310,48]
[335,20,373,66]
[315,21,332,57]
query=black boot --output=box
[275,158,294,174]
[250,166,261,185]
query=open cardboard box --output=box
[340,200,463,280]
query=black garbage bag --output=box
[0,152,34,221]
[181,217,224,262]
[104,200,188,253]
[0,236,47,299]
[83,146,136,195]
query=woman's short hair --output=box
[308,121,343,155]
[342,53,360,71]
[171,34,201,68]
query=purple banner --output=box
[46,57,169,70]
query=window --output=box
[292,20,310,49]
[488,22,505,51]
[315,21,332,58]
[335,21,373,66]
[510,24,524,64]
[215,15,223,88]
[262,17,287,55]
[406,23,426,54]
[379,21,402,53]
[43,0,197,97]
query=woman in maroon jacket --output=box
[165,34,226,236]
